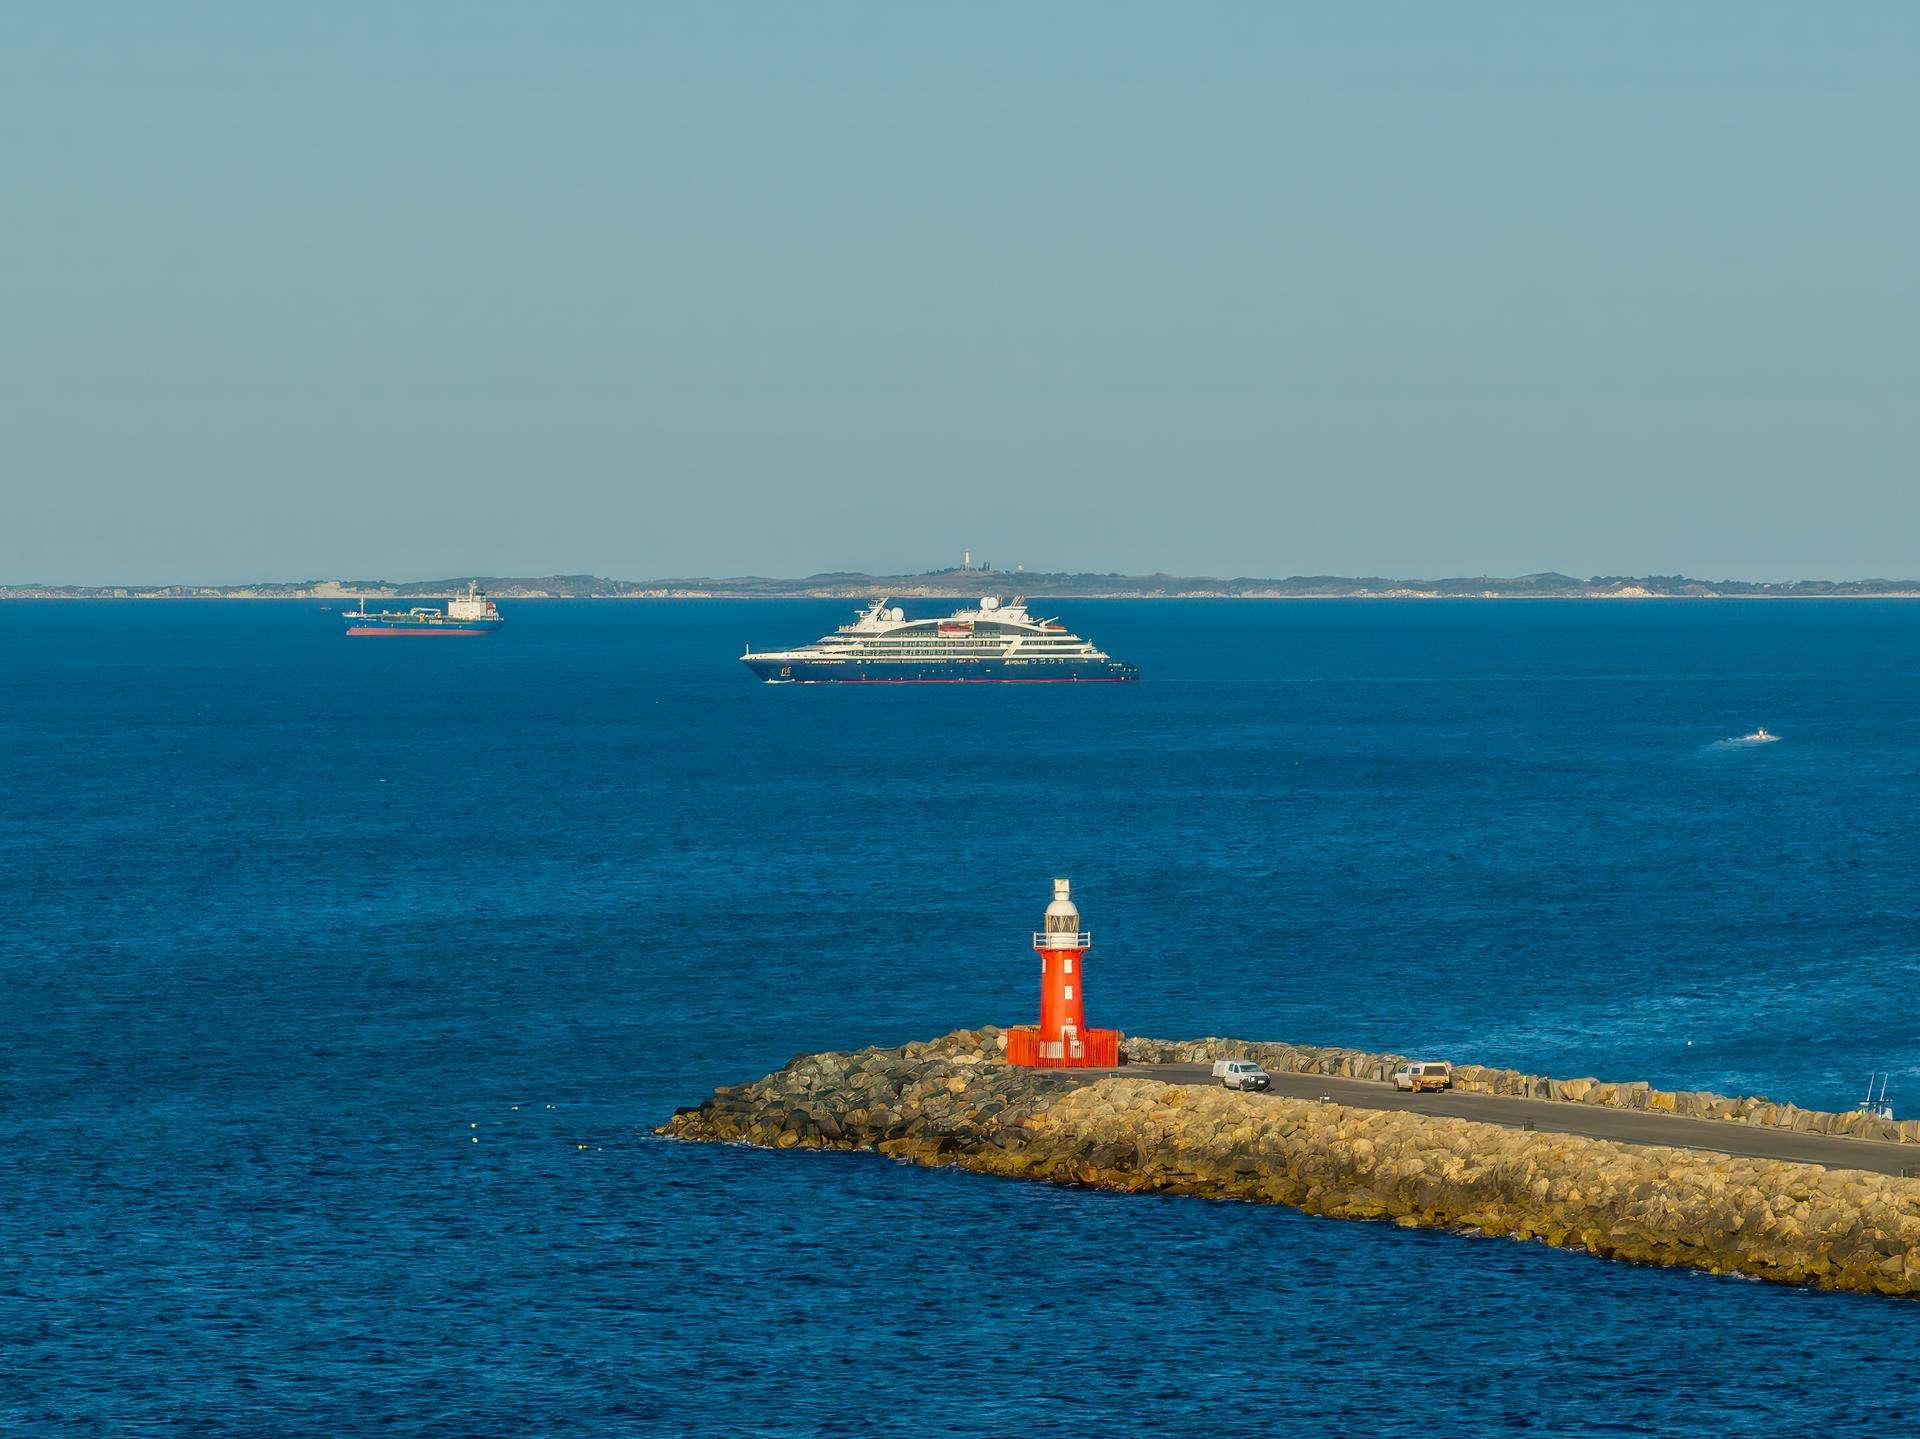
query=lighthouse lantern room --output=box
[1007,879,1120,1068]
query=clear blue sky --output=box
[5,4,1915,583]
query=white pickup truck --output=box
[1212,1059,1272,1092]
[1392,1061,1453,1093]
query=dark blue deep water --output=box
[7,599,1920,1436]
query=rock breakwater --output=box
[660,1029,1920,1298]
[1122,1036,1920,1146]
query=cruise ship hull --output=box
[744,656,1136,684]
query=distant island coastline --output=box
[7,569,1920,601]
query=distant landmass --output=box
[6,569,1920,600]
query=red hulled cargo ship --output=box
[343,582,504,637]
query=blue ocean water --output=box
[6,598,1920,1436]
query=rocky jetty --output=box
[660,1028,1920,1298]
[1121,1037,1920,1145]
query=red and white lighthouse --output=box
[1007,878,1120,1068]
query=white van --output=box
[1213,1060,1272,1092]
[1392,1061,1452,1093]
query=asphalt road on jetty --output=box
[1079,1065,1920,1177]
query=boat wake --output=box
[1710,727,1781,749]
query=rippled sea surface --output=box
[8,599,1920,1436]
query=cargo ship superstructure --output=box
[342,582,504,637]
[742,597,1135,683]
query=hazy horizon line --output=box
[10,566,1920,594]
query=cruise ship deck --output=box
[742,596,1136,683]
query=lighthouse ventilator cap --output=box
[1044,878,1080,934]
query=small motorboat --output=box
[1738,727,1779,743]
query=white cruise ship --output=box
[742,597,1137,684]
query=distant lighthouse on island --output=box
[1007,879,1120,1068]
